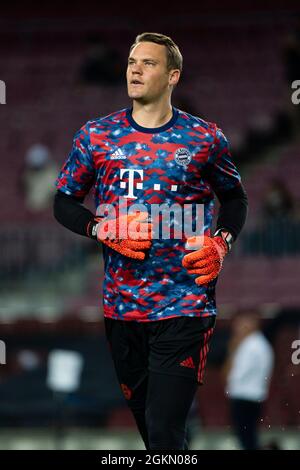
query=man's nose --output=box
[132,63,142,74]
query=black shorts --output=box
[104,315,216,399]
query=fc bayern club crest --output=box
[174,147,192,166]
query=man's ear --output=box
[169,69,181,87]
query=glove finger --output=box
[123,240,151,250]
[121,248,146,260]
[187,265,216,275]
[186,235,212,249]
[187,260,218,273]
[137,222,153,234]
[194,272,218,286]
[128,214,152,239]
[128,211,150,224]
[182,248,212,267]
[186,258,214,270]
[103,240,145,260]
[128,223,153,239]
[133,211,149,221]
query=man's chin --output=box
[128,91,144,99]
[128,94,148,104]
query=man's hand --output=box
[95,211,152,260]
[182,235,228,285]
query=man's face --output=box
[232,315,259,337]
[127,41,178,103]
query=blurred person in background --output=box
[262,178,295,222]
[22,143,58,213]
[261,178,299,255]
[243,178,299,255]
[222,311,274,450]
[54,32,248,450]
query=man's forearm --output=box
[215,184,248,241]
[53,190,95,237]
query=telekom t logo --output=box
[120,169,144,199]
[119,168,178,198]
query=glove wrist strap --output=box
[87,218,103,240]
[214,228,234,252]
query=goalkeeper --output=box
[54,32,248,450]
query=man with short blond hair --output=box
[54,32,248,449]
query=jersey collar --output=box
[126,107,178,134]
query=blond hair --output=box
[130,32,183,72]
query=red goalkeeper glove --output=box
[182,235,229,285]
[93,211,152,260]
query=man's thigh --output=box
[104,317,149,400]
[148,315,216,385]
